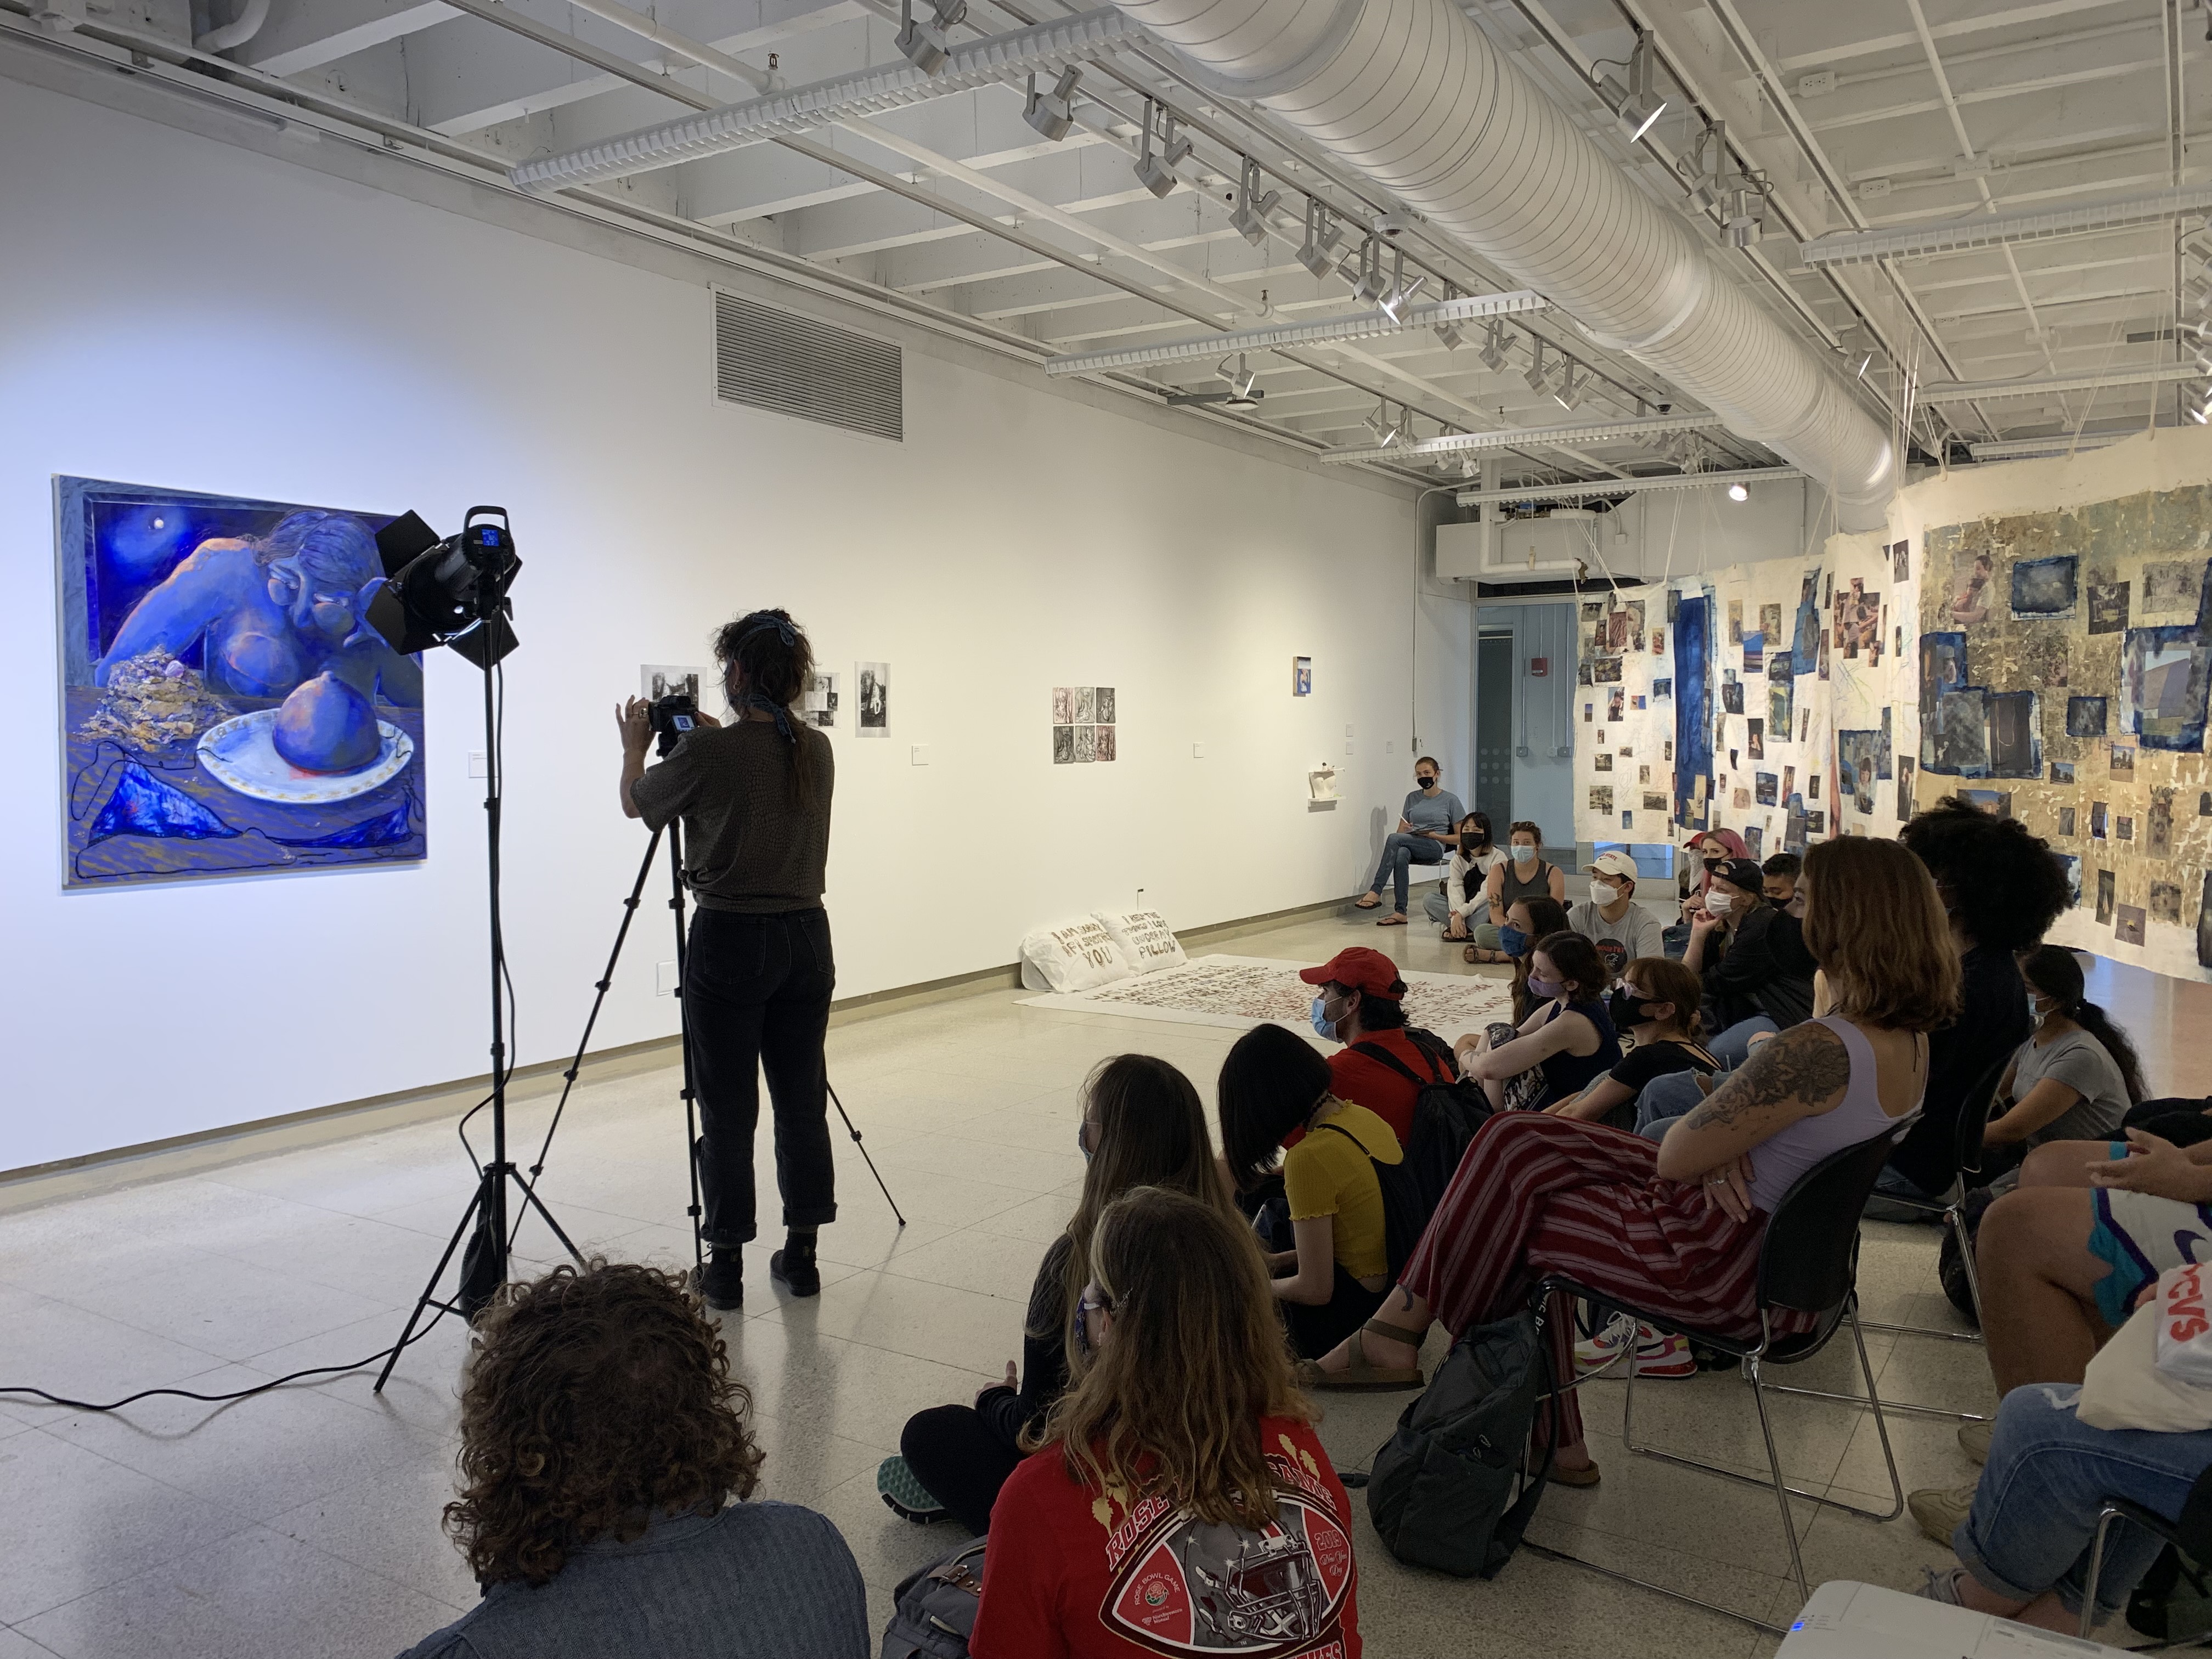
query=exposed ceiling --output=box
[14,0,2210,492]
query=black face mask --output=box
[1417,774,1437,788]
[1701,858,1724,874]
[1460,832,1486,854]
[1607,987,1660,1029]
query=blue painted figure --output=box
[95,510,422,706]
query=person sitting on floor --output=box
[1297,946,1458,1148]
[1761,851,1803,915]
[1547,956,1716,1134]
[397,1259,868,1659]
[1305,838,1954,1497]
[1430,811,1507,957]
[1354,757,1463,926]
[882,1054,1232,1534]
[1221,1023,1406,1359]
[1479,820,1567,956]
[1566,849,1666,981]
[1503,897,1572,1026]
[1976,945,2145,1184]
[970,1186,1362,1659]
[1683,855,1816,1062]
[1455,931,1622,1114]
[1869,796,2072,1219]
[1914,1325,2212,1637]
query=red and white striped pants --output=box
[1401,1112,1775,1444]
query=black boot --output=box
[696,1246,743,1311]
[770,1229,821,1298]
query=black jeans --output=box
[683,906,837,1248]
[1284,1265,1387,1361]
[900,1405,1023,1536]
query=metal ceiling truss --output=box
[1451,465,1802,507]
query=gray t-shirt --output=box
[1566,898,1667,968]
[1402,787,1465,836]
[2011,1026,2131,1146]
[630,720,833,913]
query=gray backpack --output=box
[1365,1310,1553,1578]
[880,1536,986,1659]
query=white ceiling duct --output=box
[1099,0,1897,529]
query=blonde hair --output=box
[1029,1186,1312,1530]
[1801,837,1961,1032]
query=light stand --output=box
[368,507,581,1396]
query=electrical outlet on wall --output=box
[910,745,930,765]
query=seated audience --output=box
[1355,757,1463,924]
[1661,829,1747,958]
[1761,851,1803,915]
[1977,945,2144,1181]
[1297,947,1456,1147]
[1872,797,2072,1216]
[1914,1356,2212,1635]
[1430,811,1507,958]
[1307,838,1955,1497]
[970,1186,1362,1659]
[1481,820,1567,955]
[1566,850,1666,979]
[1683,855,1816,1060]
[1455,931,1622,1114]
[398,1260,868,1659]
[885,1054,1229,1534]
[1548,957,1716,1134]
[1221,1023,1404,1359]
[1504,896,1572,1024]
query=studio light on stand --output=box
[367,508,584,1395]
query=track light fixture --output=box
[894,0,965,74]
[1218,353,1261,409]
[1132,98,1190,199]
[1340,235,1389,304]
[1522,337,1550,394]
[1363,399,1404,449]
[1551,358,1584,410]
[1022,66,1080,142]
[1477,320,1509,372]
[1296,199,1343,280]
[1376,245,1428,323]
[1229,158,1281,248]
[1690,120,1765,246]
[1595,28,1667,143]
[1728,481,1750,501]
[1432,285,1464,350]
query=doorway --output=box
[1475,630,1515,830]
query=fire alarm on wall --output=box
[1528,657,1549,677]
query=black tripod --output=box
[375,645,582,1395]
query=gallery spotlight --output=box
[1477,320,1509,372]
[1433,287,1464,351]
[1728,480,1750,501]
[1296,199,1343,279]
[1022,66,1081,142]
[1219,353,1262,409]
[1231,158,1281,247]
[1551,359,1584,411]
[894,0,965,72]
[1341,235,1389,304]
[1363,400,1404,449]
[1523,337,1551,394]
[1596,28,1668,143]
[1376,246,1428,322]
[1132,99,1190,198]
[368,508,521,668]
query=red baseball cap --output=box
[1298,947,1406,1000]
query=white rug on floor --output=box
[1018,953,1516,1035]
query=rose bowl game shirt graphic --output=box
[971,1418,1360,1659]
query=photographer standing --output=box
[617,609,836,1310]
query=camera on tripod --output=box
[649,692,699,755]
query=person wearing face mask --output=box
[1480,820,1567,951]
[1665,830,1750,957]
[1566,850,1666,979]
[1354,757,1465,925]
[1976,946,2143,1178]
[1290,947,1459,1149]
[1426,811,1509,959]
[1454,932,1622,1115]
[1502,897,1572,1025]
[881,1054,1231,1534]
[1684,856,1816,1063]
[1548,958,1717,1134]
[1762,851,1804,914]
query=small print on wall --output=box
[642,665,706,702]
[53,476,424,889]
[802,670,838,729]
[857,662,890,736]
[1051,686,1118,764]
[1293,656,1313,696]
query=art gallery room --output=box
[22,0,2212,1652]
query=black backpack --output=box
[1365,1308,1554,1577]
[1339,1032,1491,1276]
[880,1536,986,1659]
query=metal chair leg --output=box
[1952,1203,1988,1333]
[1747,1356,1810,1601]
[2080,1505,2126,1641]
[1847,1302,1906,1522]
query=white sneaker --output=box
[1574,1319,1697,1379]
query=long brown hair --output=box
[1034,1186,1313,1528]
[1509,896,1570,1022]
[1801,837,1960,1032]
[1053,1055,1232,1358]
[444,1260,763,1586]
[712,608,818,800]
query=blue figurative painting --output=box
[1674,594,1712,830]
[55,476,425,889]
[2123,627,2211,753]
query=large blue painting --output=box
[55,476,425,888]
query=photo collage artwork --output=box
[1052,686,1119,764]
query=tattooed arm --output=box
[1653,1021,1852,1185]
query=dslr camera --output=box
[648,691,699,756]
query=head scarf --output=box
[729,612,799,744]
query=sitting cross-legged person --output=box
[1455,930,1621,1114]
[970,1186,1362,1659]
[1302,838,1955,1494]
[397,1259,868,1659]
[1545,957,1717,1135]
[1974,945,2145,1187]
[883,1054,1234,1533]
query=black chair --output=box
[1528,1131,1904,1632]
[2080,1466,2212,1641]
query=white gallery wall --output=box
[0,75,1460,1173]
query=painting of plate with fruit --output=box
[198,708,416,804]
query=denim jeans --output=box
[1423,892,1497,949]
[1369,832,1444,913]
[1707,1014,1779,1068]
[1956,1382,2212,1618]
[1635,1068,1708,1142]
[683,906,838,1248]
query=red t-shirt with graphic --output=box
[970,1416,1360,1659]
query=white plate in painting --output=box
[196,708,415,804]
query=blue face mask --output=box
[1498,924,1528,958]
[1511,844,1538,865]
[1076,1122,1092,1164]
[1310,996,1341,1042]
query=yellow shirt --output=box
[1281,1102,1405,1280]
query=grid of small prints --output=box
[1051,687,1116,763]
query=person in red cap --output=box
[1295,947,1458,1149]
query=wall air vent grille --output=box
[713,291,902,442]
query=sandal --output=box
[1352,894,1383,910]
[1294,1316,1427,1392]
[1375,913,1408,927]
[1463,944,1480,964]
